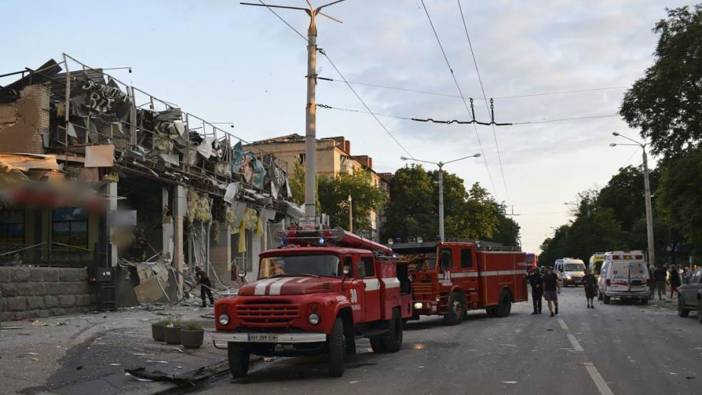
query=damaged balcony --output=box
[0,54,302,320]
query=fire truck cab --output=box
[212,228,412,378]
[393,241,528,324]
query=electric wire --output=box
[321,79,626,101]
[317,102,619,125]
[254,0,415,159]
[457,0,509,203]
[419,0,497,197]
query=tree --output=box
[382,166,520,246]
[382,165,436,242]
[657,147,702,252]
[620,5,702,157]
[317,170,386,237]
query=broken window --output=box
[0,208,25,246]
[52,207,88,248]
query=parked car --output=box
[554,258,586,286]
[677,268,702,322]
[597,251,649,304]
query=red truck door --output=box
[359,255,382,322]
[344,256,365,323]
[457,246,480,308]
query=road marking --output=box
[567,334,584,352]
[584,362,614,395]
[558,318,569,331]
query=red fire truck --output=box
[393,241,528,324]
[212,228,413,378]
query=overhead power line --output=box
[320,78,627,101]
[457,0,510,203]
[316,102,619,125]
[253,0,415,159]
[419,0,497,197]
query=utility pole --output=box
[611,132,656,267]
[242,0,345,227]
[437,163,445,242]
[642,148,656,267]
[401,153,481,242]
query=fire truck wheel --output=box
[603,294,611,304]
[328,318,345,377]
[443,293,465,325]
[370,308,403,353]
[495,289,512,317]
[486,306,498,317]
[227,343,250,378]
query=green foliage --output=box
[382,165,520,246]
[289,162,306,206]
[657,147,702,249]
[620,5,702,157]
[317,170,387,236]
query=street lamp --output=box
[610,132,656,267]
[400,153,481,242]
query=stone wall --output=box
[0,84,50,154]
[0,267,96,321]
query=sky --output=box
[1,0,697,253]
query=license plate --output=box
[248,334,279,343]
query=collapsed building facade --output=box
[0,55,301,320]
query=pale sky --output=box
[1,0,695,252]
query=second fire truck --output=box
[393,241,528,324]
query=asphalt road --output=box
[196,288,702,395]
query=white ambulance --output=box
[597,250,649,304]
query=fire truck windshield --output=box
[259,255,340,279]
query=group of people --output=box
[648,264,695,301]
[527,266,598,316]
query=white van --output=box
[597,251,649,304]
[554,258,586,286]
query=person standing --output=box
[653,265,667,300]
[527,267,544,314]
[196,267,215,307]
[583,268,597,308]
[669,265,681,299]
[543,266,560,317]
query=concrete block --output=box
[7,297,27,312]
[34,283,48,296]
[50,308,66,316]
[30,269,43,282]
[42,268,60,282]
[13,311,31,320]
[58,295,76,307]
[64,282,90,295]
[12,267,31,282]
[16,283,37,296]
[59,268,87,282]
[0,283,17,297]
[44,295,59,308]
[27,296,45,310]
[0,268,11,282]
[36,309,50,318]
[46,283,65,295]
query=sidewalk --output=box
[0,301,229,394]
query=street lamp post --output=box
[400,154,481,242]
[610,132,655,267]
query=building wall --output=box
[0,84,49,154]
[0,267,96,321]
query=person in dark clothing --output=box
[196,267,214,307]
[543,266,560,317]
[527,268,544,314]
[653,265,667,300]
[583,268,597,309]
[669,266,681,299]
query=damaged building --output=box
[0,55,302,320]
